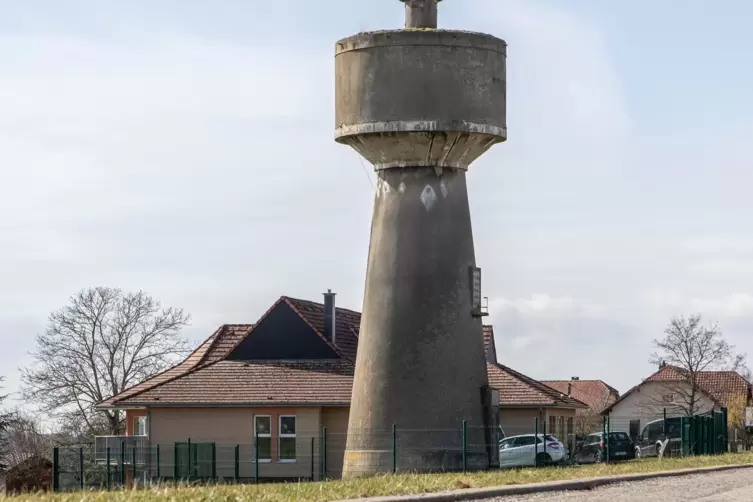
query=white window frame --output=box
[278,415,297,463]
[133,416,147,436]
[254,415,272,463]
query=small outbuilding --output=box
[3,455,53,496]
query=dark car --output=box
[634,417,682,458]
[575,431,635,463]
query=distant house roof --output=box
[98,295,584,410]
[541,379,619,415]
[487,364,588,409]
[602,364,752,414]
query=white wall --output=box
[608,381,717,435]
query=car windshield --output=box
[544,435,558,442]
[608,432,630,441]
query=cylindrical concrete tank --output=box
[335,30,507,170]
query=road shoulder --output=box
[336,463,753,502]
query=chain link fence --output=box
[48,409,735,492]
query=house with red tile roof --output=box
[541,378,619,435]
[601,363,752,442]
[97,292,586,480]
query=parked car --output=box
[575,432,635,463]
[634,417,682,458]
[498,434,566,467]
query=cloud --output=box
[2,0,753,409]
[487,294,649,392]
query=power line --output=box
[357,154,375,190]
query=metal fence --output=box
[49,409,734,492]
[603,408,729,458]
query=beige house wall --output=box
[321,407,350,478]
[142,404,579,479]
[499,407,578,452]
[147,406,322,479]
[499,408,543,437]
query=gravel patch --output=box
[485,468,753,501]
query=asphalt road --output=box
[487,468,753,501]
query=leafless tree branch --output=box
[0,377,12,473]
[20,287,191,436]
[648,313,746,416]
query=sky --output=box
[2,0,753,402]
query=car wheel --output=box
[655,443,662,456]
[635,447,641,459]
[593,450,602,464]
[536,452,552,466]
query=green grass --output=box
[8,453,753,502]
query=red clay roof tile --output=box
[100,297,586,410]
[542,380,618,415]
[488,364,588,408]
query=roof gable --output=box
[284,297,360,362]
[226,300,339,361]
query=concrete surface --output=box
[334,29,507,170]
[488,468,753,500]
[343,166,491,475]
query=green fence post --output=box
[106,447,111,491]
[255,431,260,484]
[542,419,547,463]
[681,417,687,456]
[132,447,137,486]
[462,420,467,473]
[156,445,160,481]
[52,447,59,492]
[235,445,240,482]
[606,415,611,463]
[120,440,125,486]
[392,424,397,474]
[533,417,539,467]
[663,408,667,436]
[173,443,178,480]
[310,438,314,481]
[722,407,729,453]
[78,447,85,490]
[321,427,327,481]
[211,443,217,481]
[187,438,192,482]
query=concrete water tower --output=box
[334,0,507,476]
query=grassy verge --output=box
[8,453,753,502]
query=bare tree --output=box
[21,287,190,436]
[2,412,53,468]
[0,377,12,473]
[649,314,745,416]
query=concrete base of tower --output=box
[342,166,491,478]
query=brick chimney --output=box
[567,382,573,397]
[323,289,336,346]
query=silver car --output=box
[499,434,567,467]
